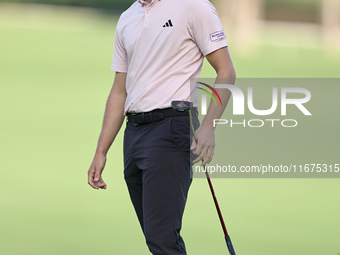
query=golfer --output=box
[87,0,235,254]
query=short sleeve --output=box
[111,20,128,73]
[188,0,228,56]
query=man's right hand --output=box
[88,154,107,190]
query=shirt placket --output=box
[143,0,158,27]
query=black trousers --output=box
[123,115,198,255]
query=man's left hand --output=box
[191,125,215,167]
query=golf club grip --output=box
[225,235,236,255]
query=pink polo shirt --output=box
[111,0,228,114]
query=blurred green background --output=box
[1,1,340,255]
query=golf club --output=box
[171,100,236,255]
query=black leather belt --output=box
[127,107,198,126]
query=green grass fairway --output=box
[1,4,340,255]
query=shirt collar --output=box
[138,0,159,6]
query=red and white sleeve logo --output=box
[210,30,226,42]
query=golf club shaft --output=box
[205,171,236,254]
[189,108,236,254]
[205,170,228,237]
[189,108,227,235]
[188,109,197,141]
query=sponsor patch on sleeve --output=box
[210,30,226,42]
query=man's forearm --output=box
[200,71,236,129]
[94,71,127,157]
[95,91,126,156]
